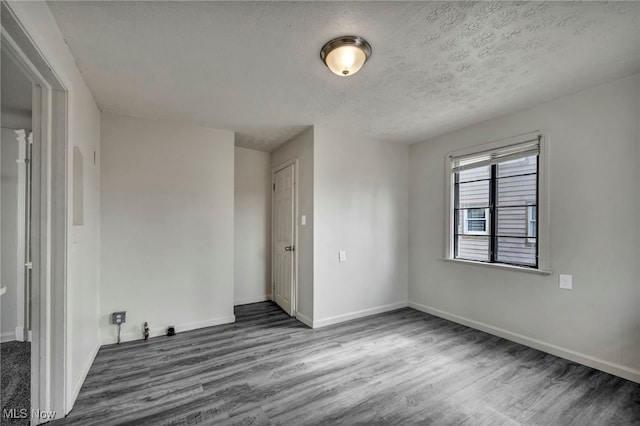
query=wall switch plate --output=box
[559,274,573,290]
[339,250,347,262]
[301,215,306,226]
[111,311,126,324]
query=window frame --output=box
[444,131,550,274]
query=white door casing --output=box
[14,129,32,342]
[272,163,295,316]
[2,2,69,420]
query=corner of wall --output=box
[271,127,315,323]
[68,342,100,411]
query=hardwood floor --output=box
[52,302,640,425]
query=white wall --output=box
[313,127,409,327]
[100,112,235,344]
[6,0,102,411]
[234,146,271,305]
[1,129,19,342]
[272,128,314,324]
[67,104,101,407]
[408,73,640,382]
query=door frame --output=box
[2,2,69,422]
[271,158,298,317]
[14,129,30,342]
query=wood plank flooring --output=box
[52,302,640,425]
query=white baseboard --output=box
[408,301,640,384]
[312,301,408,329]
[15,326,25,342]
[13,327,31,342]
[1,330,16,343]
[100,315,236,345]
[295,312,313,328]
[234,294,272,306]
[68,342,100,414]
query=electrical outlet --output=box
[111,311,127,324]
[339,250,347,262]
[559,275,572,290]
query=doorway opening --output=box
[2,2,69,422]
[1,45,33,421]
[271,160,298,317]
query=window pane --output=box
[459,165,490,182]
[496,206,527,237]
[468,208,486,219]
[467,220,486,232]
[456,236,489,262]
[496,173,536,207]
[497,155,537,178]
[496,237,536,266]
[457,180,489,209]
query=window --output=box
[463,208,489,235]
[446,133,546,270]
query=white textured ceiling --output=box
[47,1,639,151]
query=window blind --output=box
[451,137,540,173]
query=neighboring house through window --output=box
[527,205,537,244]
[446,133,547,270]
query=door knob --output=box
[285,246,295,252]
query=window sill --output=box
[441,258,552,275]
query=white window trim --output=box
[440,257,552,275]
[443,131,550,272]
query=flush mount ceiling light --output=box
[320,35,372,77]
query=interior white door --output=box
[273,164,295,316]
